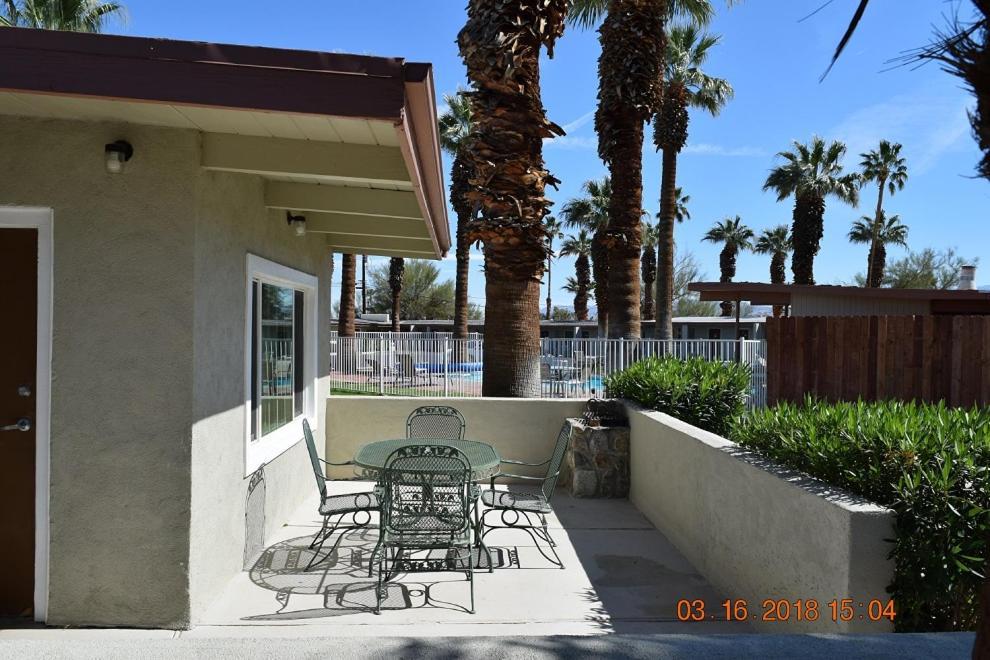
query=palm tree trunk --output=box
[719,245,734,317]
[451,151,472,341]
[770,252,785,317]
[546,258,553,320]
[592,234,609,335]
[338,253,356,337]
[655,148,678,339]
[575,253,590,321]
[605,117,644,339]
[866,181,886,287]
[481,247,542,396]
[791,193,825,285]
[641,247,656,320]
[458,0,565,397]
[871,242,887,287]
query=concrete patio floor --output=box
[193,481,751,637]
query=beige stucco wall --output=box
[627,406,895,633]
[188,171,331,622]
[0,115,331,628]
[0,116,197,627]
[324,397,584,480]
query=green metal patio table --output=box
[354,437,500,569]
[353,437,501,482]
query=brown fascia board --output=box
[0,26,406,120]
[689,281,990,304]
[400,63,450,256]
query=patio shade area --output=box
[0,26,449,259]
[197,482,749,637]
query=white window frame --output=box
[244,254,318,476]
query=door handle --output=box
[1,418,31,432]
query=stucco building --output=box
[0,27,448,628]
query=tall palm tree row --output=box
[0,0,124,30]
[858,140,908,287]
[457,0,567,397]
[849,212,908,287]
[543,215,565,319]
[702,216,752,317]
[640,221,660,319]
[337,253,357,337]
[753,225,790,317]
[569,0,669,339]
[654,24,732,339]
[437,91,474,340]
[763,136,859,285]
[560,229,594,321]
[561,177,612,334]
[388,257,404,332]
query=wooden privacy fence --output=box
[766,315,990,407]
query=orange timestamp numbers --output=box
[676,598,896,623]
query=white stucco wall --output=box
[1,115,331,628]
[188,170,331,622]
[324,397,585,480]
[0,116,197,627]
[627,406,895,633]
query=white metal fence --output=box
[330,334,766,408]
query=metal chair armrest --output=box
[491,472,545,482]
[320,458,355,467]
[500,458,551,467]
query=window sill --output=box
[245,415,315,476]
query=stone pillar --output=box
[561,417,630,498]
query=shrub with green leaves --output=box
[604,356,750,436]
[730,398,990,632]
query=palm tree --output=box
[1,0,125,30]
[438,90,474,341]
[388,257,404,332]
[560,230,594,321]
[859,141,908,287]
[561,177,611,334]
[457,0,566,396]
[543,215,565,320]
[763,136,860,285]
[568,1,699,339]
[338,253,356,337]
[640,221,660,319]
[562,277,591,321]
[655,25,732,339]
[753,225,791,317]
[702,216,753,317]
[849,212,908,287]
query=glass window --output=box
[251,281,304,439]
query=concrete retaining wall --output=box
[627,406,895,633]
[325,397,585,480]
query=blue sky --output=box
[121,0,989,309]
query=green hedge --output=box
[730,398,990,632]
[604,356,750,436]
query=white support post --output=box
[443,338,449,397]
[379,339,385,395]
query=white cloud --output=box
[544,134,598,150]
[560,109,595,133]
[681,143,766,157]
[442,252,485,262]
[828,90,972,175]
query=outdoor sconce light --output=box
[104,140,133,173]
[286,211,307,236]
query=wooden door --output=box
[0,228,38,617]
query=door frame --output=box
[0,206,53,622]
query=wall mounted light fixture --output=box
[104,140,134,173]
[286,211,306,236]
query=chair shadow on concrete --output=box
[243,530,521,621]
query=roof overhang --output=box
[0,27,450,259]
[689,282,990,313]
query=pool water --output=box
[450,371,604,394]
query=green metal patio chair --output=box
[302,419,380,571]
[480,421,571,568]
[371,444,475,614]
[406,405,466,441]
